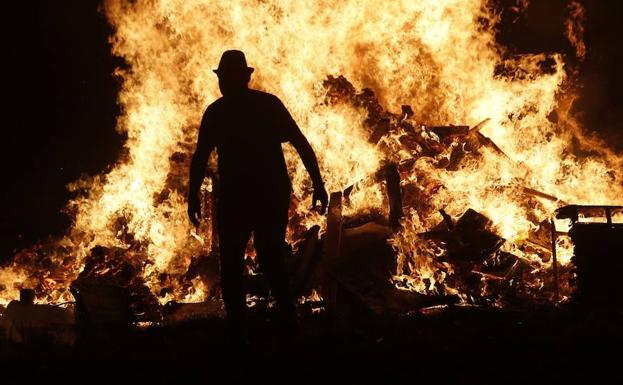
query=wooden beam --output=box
[385,163,404,229]
[323,192,343,318]
[550,218,559,304]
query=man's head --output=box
[213,50,254,96]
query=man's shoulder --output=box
[205,97,225,113]
[249,89,283,105]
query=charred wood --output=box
[429,125,469,138]
[72,246,161,324]
[290,225,321,297]
[322,192,343,316]
[439,209,455,230]
[162,299,225,323]
[418,209,505,264]
[328,221,427,316]
[475,132,509,159]
[1,300,75,344]
[385,163,404,229]
[522,187,565,204]
[568,223,623,305]
[70,282,133,328]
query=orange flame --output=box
[566,1,587,61]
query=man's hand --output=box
[188,195,202,227]
[312,184,328,214]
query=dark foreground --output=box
[1,304,621,385]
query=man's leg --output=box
[217,206,251,330]
[254,198,297,328]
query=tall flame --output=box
[566,1,586,61]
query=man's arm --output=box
[273,95,328,213]
[188,110,215,226]
[289,131,324,189]
[286,123,328,214]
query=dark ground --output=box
[1,304,622,384]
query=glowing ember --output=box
[1,0,622,307]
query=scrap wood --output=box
[475,132,509,159]
[385,163,404,229]
[521,239,553,255]
[439,209,455,230]
[1,300,75,344]
[70,282,133,327]
[462,118,509,159]
[327,221,431,315]
[477,251,520,278]
[162,299,225,323]
[417,209,505,263]
[291,225,321,296]
[428,125,469,138]
[322,191,343,315]
[469,118,491,133]
[495,184,566,205]
[342,163,404,229]
[401,128,446,155]
[417,229,451,240]
[522,187,566,204]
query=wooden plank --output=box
[550,218,559,304]
[323,192,343,317]
[385,163,403,229]
[293,225,321,296]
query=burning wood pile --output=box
[0,75,615,334]
[317,75,571,308]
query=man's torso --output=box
[204,90,293,204]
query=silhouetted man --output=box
[188,50,328,337]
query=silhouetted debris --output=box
[479,251,520,278]
[520,220,555,263]
[162,299,225,323]
[554,205,623,306]
[446,143,467,171]
[319,73,531,270]
[19,288,36,305]
[70,282,132,328]
[297,296,326,319]
[322,191,344,316]
[1,238,77,303]
[429,125,469,138]
[288,225,322,296]
[384,163,404,229]
[323,75,391,145]
[564,219,623,304]
[420,209,505,264]
[184,253,220,296]
[327,221,426,316]
[522,187,564,204]
[71,246,161,325]
[463,119,509,159]
[439,209,455,230]
[1,298,75,344]
[242,272,270,299]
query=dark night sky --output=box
[1,0,622,261]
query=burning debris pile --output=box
[318,75,574,308]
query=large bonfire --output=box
[1,0,622,309]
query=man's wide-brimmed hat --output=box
[213,50,254,75]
